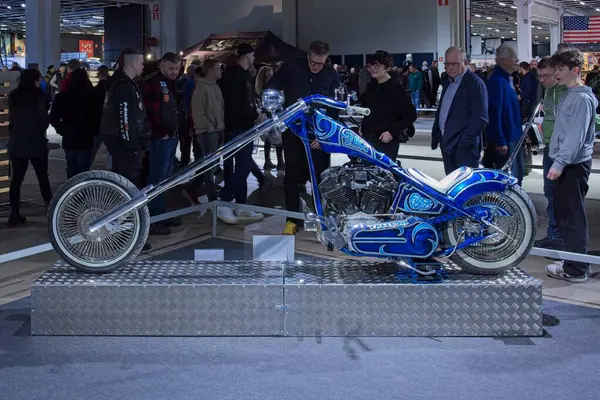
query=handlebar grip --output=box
[348,106,371,116]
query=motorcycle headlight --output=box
[261,89,285,113]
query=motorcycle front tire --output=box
[47,170,150,273]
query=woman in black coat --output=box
[6,69,52,227]
[50,68,96,178]
[360,51,417,161]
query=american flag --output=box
[563,16,600,43]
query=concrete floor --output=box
[1,119,599,309]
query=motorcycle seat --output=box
[406,167,473,194]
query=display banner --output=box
[79,40,94,58]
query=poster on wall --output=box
[79,40,94,58]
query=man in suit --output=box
[431,47,489,175]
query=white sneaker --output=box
[197,195,209,204]
[217,207,239,224]
[234,209,264,221]
[545,261,588,283]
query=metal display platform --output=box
[31,260,543,337]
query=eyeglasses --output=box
[309,58,325,67]
[444,62,462,68]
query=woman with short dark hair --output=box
[360,50,417,160]
[6,69,52,227]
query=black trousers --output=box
[442,146,480,175]
[282,129,330,224]
[553,160,591,277]
[9,156,53,214]
[103,137,144,189]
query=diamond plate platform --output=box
[31,260,543,337]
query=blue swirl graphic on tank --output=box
[394,184,445,215]
[348,218,439,258]
[313,111,374,157]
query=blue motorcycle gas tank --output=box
[346,218,439,258]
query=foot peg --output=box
[300,198,319,232]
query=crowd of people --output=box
[434,43,596,283]
[3,41,596,282]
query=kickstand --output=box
[394,259,448,284]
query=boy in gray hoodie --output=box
[546,48,597,283]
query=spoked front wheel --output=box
[47,170,150,273]
[444,186,537,274]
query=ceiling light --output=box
[495,29,500,32]
[6,5,11,9]
[535,35,539,38]
[545,37,549,39]
[580,1,586,5]
[510,30,515,33]
[499,2,506,5]
[501,36,505,39]
[475,14,482,17]
[538,26,542,30]
[511,5,516,9]
[92,16,103,19]
[487,27,492,30]
[486,16,492,20]
[597,8,600,12]
[21,3,25,7]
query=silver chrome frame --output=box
[88,100,310,233]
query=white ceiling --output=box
[472,0,600,44]
[0,0,150,35]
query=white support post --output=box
[549,23,560,54]
[515,0,534,62]
[25,0,60,72]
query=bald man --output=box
[483,44,524,185]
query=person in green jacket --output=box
[535,56,568,250]
[407,65,423,110]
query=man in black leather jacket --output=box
[100,48,149,188]
[267,40,340,235]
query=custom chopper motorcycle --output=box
[47,90,537,274]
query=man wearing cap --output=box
[100,48,151,250]
[217,43,264,224]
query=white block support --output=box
[252,235,295,261]
[194,249,225,261]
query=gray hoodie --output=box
[549,85,598,172]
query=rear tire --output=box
[47,170,150,273]
[443,186,537,275]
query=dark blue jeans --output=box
[542,146,561,242]
[148,137,178,216]
[64,149,92,179]
[221,130,254,204]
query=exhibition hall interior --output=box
[1,0,600,399]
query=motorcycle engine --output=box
[319,163,398,216]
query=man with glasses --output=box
[431,46,488,175]
[534,56,567,251]
[267,41,340,235]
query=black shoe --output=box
[149,223,171,236]
[534,237,563,250]
[7,214,27,227]
[264,160,275,170]
[276,162,285,171]
[142,243,152,251]
[163,217,182,227]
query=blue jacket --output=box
[431,69,488,153]
[486,66,522,146]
